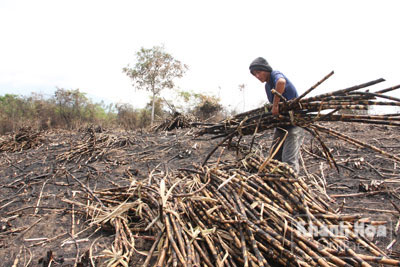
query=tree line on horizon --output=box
[0,87,225,134]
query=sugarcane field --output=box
[1,75,400,267]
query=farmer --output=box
[249,57,304,173]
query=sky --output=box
[1,0,399,113]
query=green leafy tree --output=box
[53,88,106,128]
[115,103,139,130]
[26,92,57,130]
[0,94,24,132]
[0,90,116,133]
[54,88,86,127]
[123,45,188,125]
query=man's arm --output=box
[272,77,286,115]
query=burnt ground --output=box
[0,122,400,266]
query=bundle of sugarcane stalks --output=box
[56,128,136,163]
[154,112,198,132]
[0,126,43,152]
[70,153,400,267]
[196,72,400,166]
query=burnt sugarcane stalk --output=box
[169,213,188,263]
[350,91,400,102]
[156,234,169,267]
[142,230,164,267]
[289,70,335,108]
[299,78,385,102]
[314,124,400,162]
[234,192,269,267]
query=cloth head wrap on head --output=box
[249,57,272,74]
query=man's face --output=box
[253,70,269,83]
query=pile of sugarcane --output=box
[154,112,198,132]
[73,153,399,266]
[56,130,136,163]
[0,127,43,152]
[196,73,400,165]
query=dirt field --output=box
[1,122,399,266]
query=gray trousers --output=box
[270,126,304,173]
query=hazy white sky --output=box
[1,0,399,112]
